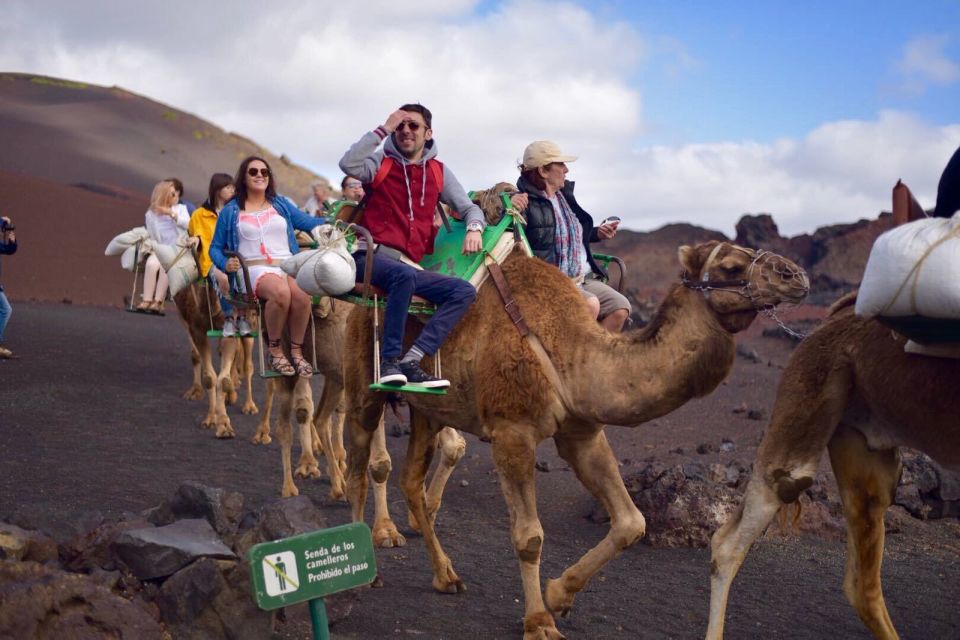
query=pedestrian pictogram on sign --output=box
[263,551,299,596]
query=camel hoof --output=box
[241,402,258,415]
[215,425,236,439]
[251,431,272,445]
[281,483,299,498]
[183,385,204,400]
[372,520,406,548]
[544,578,575,618]
[432,575,465,594]
[523,612,564,640]
[200,415,216,430]
[294,464,321,479]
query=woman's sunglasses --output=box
[247,167,271,178]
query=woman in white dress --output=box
[209,157,326,376]
[141,180,189,313]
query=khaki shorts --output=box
[582,274,631,319]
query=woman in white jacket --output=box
[140,180,189,313]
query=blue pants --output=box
[208,270,235,317]
[354,251,476,359]
[0,288,10,344]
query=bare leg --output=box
[599,308,628,332]
[142,254,161,303]
[829,425,902,640]
[545,430,645,619]
[402,409,462,592]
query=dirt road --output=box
[1,302,957,639]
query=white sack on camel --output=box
[856,212,960,319]
[281,226,356,296]
[154,240,199,297]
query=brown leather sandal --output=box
[289,342,313,377]
[267,339,295,376]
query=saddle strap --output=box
[485,258,529,337]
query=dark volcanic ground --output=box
[1,302,958,639]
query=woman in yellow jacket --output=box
[187,173,250,336]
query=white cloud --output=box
[1,1,959,238]
[895,34,960,93]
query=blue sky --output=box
[2,0,959,236]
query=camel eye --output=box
[717,259,741,274]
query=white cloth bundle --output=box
[105,226,149,256]
[855,212,960,319]
[153,239,199,297]
[281,225,356,296]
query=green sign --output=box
[248,522,377,610]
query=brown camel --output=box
[342,241,809,639]
[172,282,258,438]
[252,298,468,548]
[707,294,959,640]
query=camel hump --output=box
[828,290,858,317]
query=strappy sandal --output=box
[136,300,152,312]
[290,342,313,377]
[267,339,295,376]
[149,300,165,314]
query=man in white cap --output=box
[516,140,631,331]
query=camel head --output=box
[678,241,809,333]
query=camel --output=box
[342,240,809,639]
[172,282,258,438]
[707,293,960,640]
[252,296,468,547]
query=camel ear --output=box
[678,245,700,275]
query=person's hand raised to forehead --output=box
[383,109,416,133]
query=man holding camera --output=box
[0,216,16,359]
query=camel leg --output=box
[213,338,238,439]
[544,430,646,620]
[252,379,275,445]
[198,341,218,429]
[370,415,406,548]
[292,377,320,480]
[489,423,563,640]
[345,398,384,525]
[276,384,298,497]
[183,343,205,400]
[402,409,462,593]
[829,425,902,640]
[313,379,347,501]
[408,426,466,533]
[239,336,258,415]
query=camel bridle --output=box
[682,243,810,338]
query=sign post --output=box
[248,522,377,639]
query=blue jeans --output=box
[354,250,476,359]
[0,288,11,344]
[208,270,235,318]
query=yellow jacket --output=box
[187,205,218,277]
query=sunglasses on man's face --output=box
[247,167,270,178]
[396,121,422,133]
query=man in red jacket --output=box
[339,104,486,388]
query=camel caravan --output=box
[105,137,959,638]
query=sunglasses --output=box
[247,167,271,178]
[344,181,363,188]
[396,121,422,132]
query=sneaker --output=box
[237,317,253,336]
[222,318,237,337]
[399,361,450,389]
[378,358,407,386]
